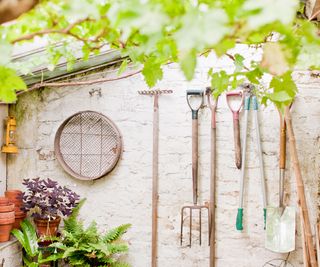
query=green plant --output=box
[11,219,62,267]
[51,199,131,267]
[0,1,319,108]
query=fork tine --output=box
[208,207,210,246]
[189,207,192,247]
[180,207,184,246]
[199,208,202,245]
[180,205,209,247]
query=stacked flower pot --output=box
[0,197,15,242]
[5,190,26,230]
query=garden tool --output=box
[226,91,244,169]
[206,87,219,267]
[265,110,295,253]
[180,89,209,247]
[316,223,320,267]
[285,106,317,267]
[138,89,173,267]
[236,87,267,231]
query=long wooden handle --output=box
[192,118,199,205]
[279,118,286,169]
[285,106,317,267]
[233,116,242,169]
[210,126,216,267]
[151,95,159,267]
[279,116,286,207]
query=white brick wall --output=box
[6,46,320,267]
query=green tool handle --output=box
[236,208,243,231]
[263,208,267,230]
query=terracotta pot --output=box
[0,203,14,213]
[5,190,22,201]
[0,197,9,205]
[12,211,26,230]
[0,211,15,219]
[14,206,23,212]
[0,213,15,242]
[9,200,22,208]
[5,190,23,208]
[34,217,61,237]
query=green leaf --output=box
[214,39,235,57]
[175,8,230,51]
[12,219,39,257]
[142,57,163,87]
[243,0,299,29]
[23,255,39,267]
[268,91,292,102]
[245,68,263,84]
[210,70,230,97]
[0,66,26,102]
[234,54,245,72]
[268,71,296,108]
[117,59,128,75]
[39,252,64,263]
[103,224,131,243]
[180,50,197,80]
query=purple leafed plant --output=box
[22,178,80,220]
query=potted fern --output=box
[22,178,80,238]
[51,199,131,267]
[11,219,62,266]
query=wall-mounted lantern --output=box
[2,116,18,154]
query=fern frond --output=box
[106,243,129,254]
[109,262,131,267]
[63,198,86,234]
[103,224,131,243]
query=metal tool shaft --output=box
[252,96,267,226]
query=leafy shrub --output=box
[22,178,80,220]
[51,199,131,267]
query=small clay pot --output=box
[0,222,14,242]
[0,203,14,213]
[5,190,23,208]
[0,211,15,219]
[5,190,22,201]
[12,211,26,230]
[0,212,15,242]
[0,197,9,205]
[34,216,61,238]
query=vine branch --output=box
[16,69,142,96]
[11,18,95,44]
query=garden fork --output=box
[180,90,209,247]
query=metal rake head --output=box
[138,89,173,95]
[180,204,209,247]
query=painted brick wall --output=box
[7,45,320,267]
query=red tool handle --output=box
[233,117,241,169]
[226,91,243,169]
[226,91,244,113]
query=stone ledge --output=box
[0,236,22,267]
